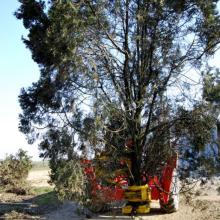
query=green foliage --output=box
[175,105,215,151]
[203,68,220,104]
[37,127,89,204]
[0,149,32,194]
[51,159,88,205]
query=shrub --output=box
[0,149,32,194]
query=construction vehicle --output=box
[82,145,179,215]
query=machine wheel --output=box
[160,169,179,213]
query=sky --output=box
[0,2,219,161]
[0,1,40,160]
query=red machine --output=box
[82,152,179,214]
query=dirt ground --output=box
[1,169,220,219]
[43,172,220,220]
[44,195,220,220]
[27,169,51,188]
[93,198,220,220]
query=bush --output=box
[0,149,32,194]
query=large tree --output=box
[16,0,220,185]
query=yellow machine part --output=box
[122,184,151,214]
[122,203,150,214]
[136,204,150,214]
[122,205,133,214]
[124,184,151,202]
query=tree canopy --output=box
[16,0,220,184]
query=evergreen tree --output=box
[16,0,220,185]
